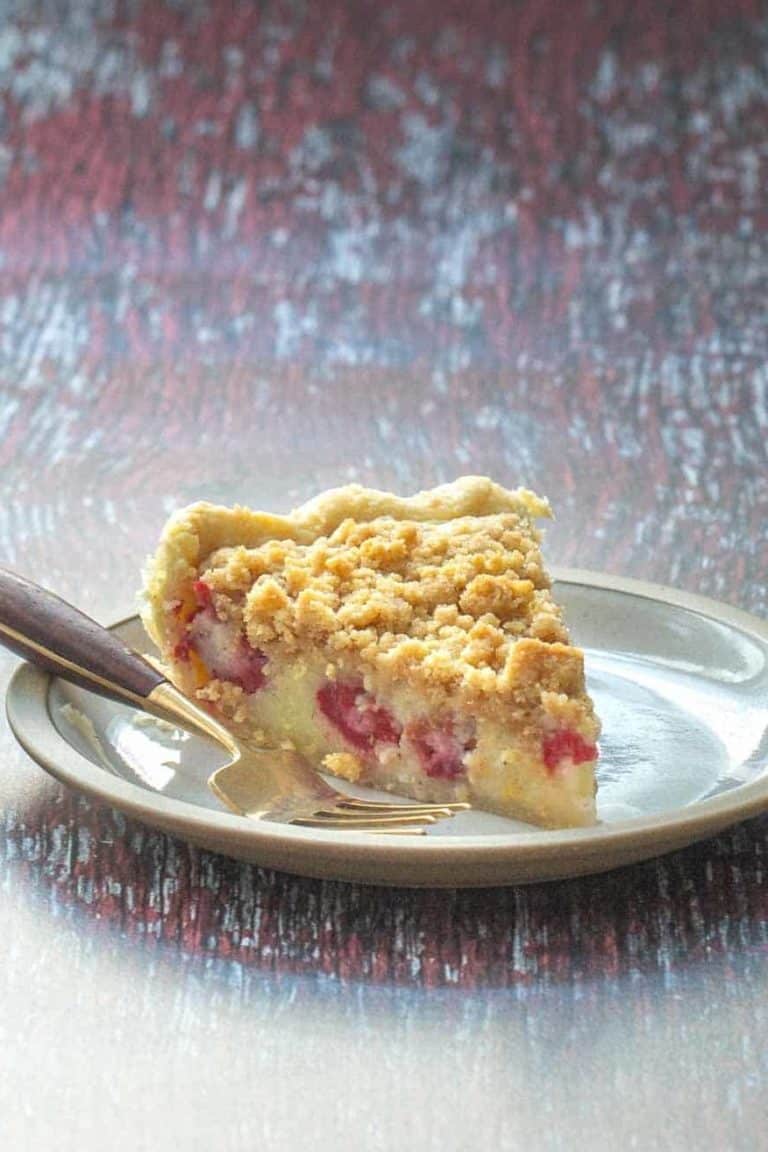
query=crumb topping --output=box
[143,476,550,648]
[198,510,584,713]
[197,678,251,724]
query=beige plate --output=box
[6,569,768,887]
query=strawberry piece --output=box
[182,607,267,693]
[173,581,213,657]
[197,626,266,693]
[193,580,213,609]
[542,729,597,773]
[224,641,268,693]
[173,635,194,662]
[317,681,401,751]
[408,720,474,780]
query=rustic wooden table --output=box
[1,2,767,1149]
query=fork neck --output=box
[146,681,240,760]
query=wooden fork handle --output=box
[0,566,165,704]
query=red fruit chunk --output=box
[193,580,213,609]
[542,729,597,773]
[317,681,401,751]
[173,581,213,655]
[173,635,193,662]
[222,641,267,694]
[183,607,268,693]
[409,720,474,780]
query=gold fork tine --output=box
[330,798,469,814]
[293,812,438,830]
[373,827,428,836]
[318,803,457,820]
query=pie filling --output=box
[142,479,601,827]
[165,580,598,824]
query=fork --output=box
[0,568,468,834]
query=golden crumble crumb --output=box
[322,752,363,782]
[249,575,290,616]
[197,678,250,723]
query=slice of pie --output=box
[142,477,600,827]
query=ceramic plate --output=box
[6,570,768,887]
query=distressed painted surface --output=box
[0,2,767,1149]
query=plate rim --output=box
[5,567,768,883]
